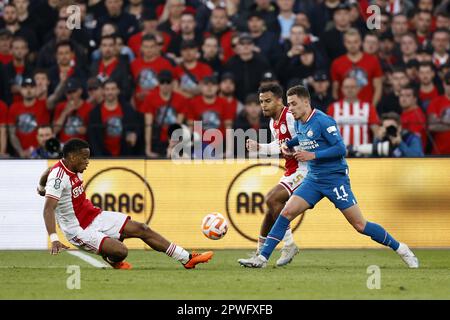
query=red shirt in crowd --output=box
[100,104,124,156]
[331,53,383,103]
[204,30,234,63]
[174,62,213,90]
[142,87,186,142]
[188,95,233,142]
[419,86,440,111]
[0,53,12,65]
[427,95,450,155]
[7,99,50,150]
[97,58,119,79]
[0,100,7,126]
[128,31,171,57]
[130,56,175,108]
[400,107,427,148]
[53,101,93,143]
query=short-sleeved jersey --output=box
[288,109,348,179]
[45,160,102,235]
[269,107,305,176]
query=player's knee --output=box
[280,207,295,221]
[265,192,282,213]
[115,244,128,260]
[353,221,367,233]
[137,222,151,237]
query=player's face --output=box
[287,94,309,120]
[71,148,90,173]
[259,91,281,118]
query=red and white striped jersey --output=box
[45,160,102,236]
[260,107,306,176]
[327,100,380,147]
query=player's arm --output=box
[314,119,346,160]
[43,196,69,255]
[37,167,52,196]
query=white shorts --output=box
[279,167,307,196]
[68,211,130,254]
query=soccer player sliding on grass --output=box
[38,138,213,269]
[240,85,419,269]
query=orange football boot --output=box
[110,261,132,269]
[183,251,214,269]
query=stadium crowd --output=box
[0,0,449,159]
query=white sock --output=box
[283,228,295,246]
[257,236,266,253]
[166,243,190,264]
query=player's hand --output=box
[246,139,259,152]
[294,150,316,162]
[50,241,69,255]
[37,185,46,197]
[281,143,294,157]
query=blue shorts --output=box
[292,173,357,210]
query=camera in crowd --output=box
[44,137,63,159]
[347,118,401,158]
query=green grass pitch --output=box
[1,249,449,299]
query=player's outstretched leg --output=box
[122,220,213,269]
[238,185,300,267]
[341,205,419,268]
[239,195,309,268]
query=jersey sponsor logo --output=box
[72,184,84,198]
[17,113,38,133]
[225,164,305,242]
[85,167,154,225]
[280,124,287,134]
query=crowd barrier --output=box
[1,159,449,249]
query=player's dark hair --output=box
[258,83,283,99]
[63,139,89,158]
[391,66,407,74]
[286,85,311,100]
[102,78,118,88]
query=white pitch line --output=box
[66,250,110,268]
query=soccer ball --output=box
[201,213,228,240]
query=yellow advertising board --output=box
[51,159,450,249]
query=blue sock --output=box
[260,215,290,260]
[363,221,400,250]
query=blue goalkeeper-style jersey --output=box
[286,109,348,180]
